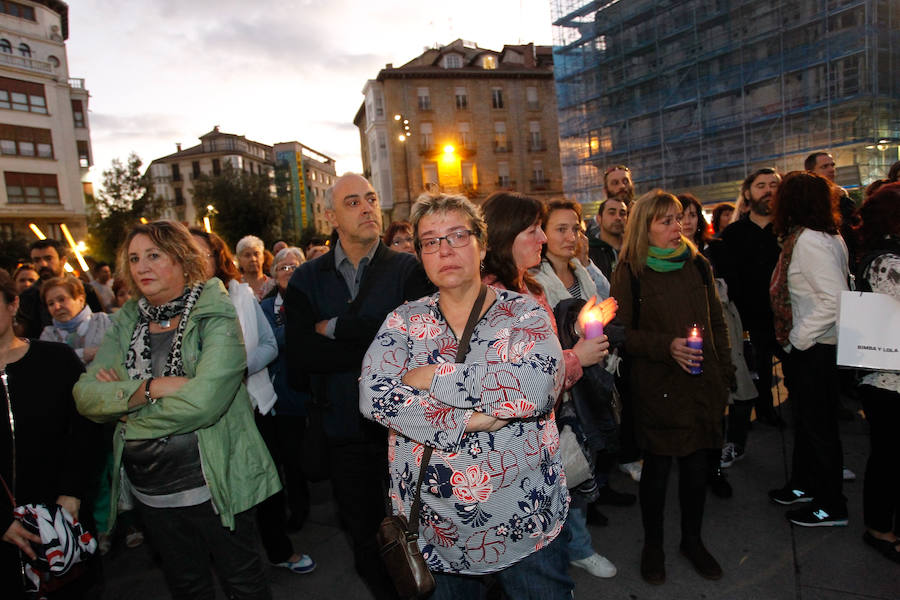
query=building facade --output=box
[355,39,562,221]
[552,0,900,207]
[1,0,92,243]
[148,126,274,224]
[273,141,337,236]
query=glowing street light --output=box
[443,145,455,155]
[28,223,46,240]
[60,223,90,273]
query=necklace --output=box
[157,319,171,328]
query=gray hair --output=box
[236,234,265,256]
[409,193,487,255]
[323,172,367,211]
[271,246,305,277]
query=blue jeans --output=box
[565,498,594,561]
[429,529,574,600]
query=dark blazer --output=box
[283,240,433,441]
[610,255,734,456]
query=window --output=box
[174,187,184,206]
[48,55,60,68]
[455,87,468,110]
[0,124,53,158]
[497,162,511,187]
[526,87,540,110]
[491,87,504,109]
[71,100,85,128]
[422,163,438,189]
[17,43,30,58]
[482,55,497,69]
[192,161,201,178]
[493,122,508,151]
[420,122,433,151]
[443,53,462,68]
[4,172,59,204]
[461,162,476,187]
[77,140,90,167]
[417,87,431,111]
[171,164,181,182]
[374,95,384,118]
[0,39,10,54]
[212,159,221,176]
[529,121,543,150]
[532,161,546,186]
[0,77,48,114]
[1,1,36,21]
[458,122,471,148]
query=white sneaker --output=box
[842,467,856,481]
[571,553,617,578]
[618,460,642,482]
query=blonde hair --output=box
[116,220,209,298]
[619,189,696,275]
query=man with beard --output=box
[15,239,102,338]
[284,173,432,599]
[718,168,785,430]
[588,165,633,279]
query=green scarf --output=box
[646,240,691,272]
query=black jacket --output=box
[717,218,780,333]
[283,241,433,441]
[588,236,618,280]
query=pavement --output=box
[96,395,898,600]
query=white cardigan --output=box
[787,229,849,351]
[532,258,599,308]
[228,279,278,414]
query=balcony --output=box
[528,142,547,153]
[495,178,516,190]
[68,78,85,90]
[530,178,550,191]
[493,141,511,153]
[418,143,435,156]
[0,53,52,74]
[527,101,541,111]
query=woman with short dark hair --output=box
[768,172,849,528]
[39,275,112,366]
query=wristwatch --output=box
[144,377,156,404]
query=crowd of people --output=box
[1,153,898,599]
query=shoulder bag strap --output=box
[1,368,16,507]
[407,284,487,535]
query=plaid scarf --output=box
[769,228,804,346]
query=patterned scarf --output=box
[769,227,804,346]
[646,239,691,272]
[124,283,204,380]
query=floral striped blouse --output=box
[359,287,569,574]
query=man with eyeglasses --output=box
[283,173,432,599]
[717,168,786,434]
[587,166,633,280]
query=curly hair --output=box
[189,227,241,285]
[771,171,840,237]
[481,192,545,295]
[39,275,85,307]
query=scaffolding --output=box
[551,0,900,206]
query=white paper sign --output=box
[836,291,900,372]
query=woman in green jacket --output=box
[74,220,280,600]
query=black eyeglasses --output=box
[418,230,475,254]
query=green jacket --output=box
[73,278,281,529]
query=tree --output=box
[86,153,163,262]
[192,163,285,248]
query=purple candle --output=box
[687,324,703,375]
[584,318,604,340]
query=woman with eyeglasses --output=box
[360,193,574,598]
[260,247,312,533]
[190,229,315,575]
[383,220,416,255]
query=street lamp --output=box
[394,113,413,219]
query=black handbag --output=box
[377,284,487,599]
